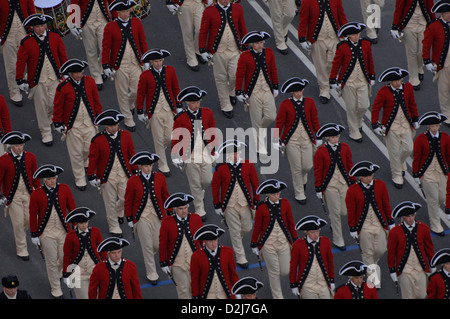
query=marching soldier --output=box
[387,201,435,299]
[199,0,247,118]
[251,179,298,299]
[422,0,450,126]
[0,95,12,154]
[211,139,259,269]
[87,109,137,237]
[391,0,435,90]
[427,248,450,299]
[124,151,170,285]
[334,260,378,299]
[371,67,419,189]
[68,0,114,90]
[52,59,103,191]
[298,0,348,104]
[102,0,149,131]
[62,207,106,299]
[165,0,208,71]
[231,276,264,299]
[345,161,394,268]
[159,192,204,299]
[314,123,356,250]
[235,31,279,156]
[0,131,39,261]
[190,224,239,299]
[0,0,35,107]
[16,13,68,146]
[29,164,76,299]
[329,22,375,143]
[273,77,320,204]
[0,274,32,299]
[290,215,335,299]
[89,237,142,299]
[171,86,217,221]
[412,111,450,236]
[266,0,297,55]
[136,49,181,177]
[360,0,384,44]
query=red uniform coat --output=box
[87,130,137,183]
[159,213,203,267]
[422,18,450,72]
[0,95,12,137]
[62,226,106,275]
[170,107,217,159]
[289,236,335,292]
[136,65,181,119]
[392,0,435,31]
[387,221,434,275]
[334,282,378,299]
[0,151,40,204]
[29,183,76,237]
[412,130,450,178]
[446,173,450,211]
[314,142,355,193]
[88,258,142,299]
[16,31,68,88]
[345,180,394,233]
[274,97,320,145]
[251,198,298,250]
[124,171,170,222]
[0,0,35,43]
[102,18,148,69]
[199,3,247,54]
[427,270,450,299]
[69,0,113,27]
[52,76,103,130]
[235,48,279,97]
[298,0,347,43]
[329,39,375,87]
[211,160,260,211]
[371,83,419,134]
[190,245,239,299]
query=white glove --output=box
[425,63,436,73]
[63,277,71,287]
[447,214,450,221]
[316,192,322,200]
[143,62,150,71]
[128,221,134,228]
[300,41,311,51]
[54,124,66,134]
[89,179,101,188]
[69,27,81,38]
[31,237,40,246]
[291,287,300,296]
[330,283,335,292]
[390,30,400,40]
[370,80,376,86]
[388,223,395,230]
[330,83,341,92]
[315,139,323,147]
[414,177,421,185]
[138,113,148,123]
[161,266,171,275]
[19,82,29,92]
[172,157,183,170]
[104,68,116,78]
[252,247,259,256]
[0,196,7,206]
[166,4,178,13]
[273,142,281,151]
[215,208,222,216]
[413,122,419,129]
[390,272,398,282]
[273,89,279,98]
[350,231,358,240]
[430,267,436,273]
[201,52,211,62]
[206,0,213,5]
[374,126,385,136]
[236,93,247,103]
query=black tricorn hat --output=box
[280,77,309,93]
[94,109,125,126]
[339,260,368,277]
[164,192,194,209]
[430,248,450,267]
[418,111,448,125]
[231,276,264,295]
[295,215,327,231]
[349,161,380,177]
[97,237,130,252]
[23,13,53,27]
[338,22,366,37]
[33,164,64,179]
[177,86,207,102]
[217,139,247,154]
[241,31,271,44]
[141,49,171,63]
[0,131,31,145]
[60,59,88,75]
[432,0,450,13]
[378,67,409,82]
[256,179,287,195]
[108,0,137,11]
[65,207,96,223]
[193,224,225,241]
[316,123,345,138]
[391,201,421,219]
[129,151,160,165]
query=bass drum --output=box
[34,0,70,36]
[130,0,150,19]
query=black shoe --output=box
[222,110,233,119]
[229,96,237,105]
[319,96,329,104]
[53,295,64,299]
[42,140,53,147]
[368,37,378,44]
[76,185,87,191]
[237,262,249,269]
[201,215,207,222]
[333,244,346,251]
[413,84,420,91]
[158,169,170,177]
[188,64,200,72]
[102,74,108,81]
[296,199,307,205]
[277,48,289,55]
[18,255,30,261]
[110,232,122,238]
[432,230,445,237]
[350,137,363,143]
[124,125,136,132]
[118,217,124,224]
[149,279,158,286]
[196,54,208,64]
[419,73,424,82]
[393,182,403,189]
[11,99,23,107]
[97,84,103,91]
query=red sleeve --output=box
[289,240,301,285]
[52,84,65,123]
[56,34,68,67]
[236,5,247,41]
[124,177,135,219]
[329,44,344,81]
[89,77,103,116]
[234,52,248,92]
[248,164,260,203]
[0,95,11,134]
[274,100,288,138]
[371,87,386,125]
[267,48,278,86]
[136,72,148,111]
[88,264,101,299]
[422,23,434,63]
[190,251,202,298]
[87,137,100,178]
[211,168,222,207]
[136,20,148,59]
[129,262,142,299]
[102,23,113,66]
[198,8,211,51]
[16,40,29,81]
[29,189,42,234]
[297,0,310,41]
[336,0,348,26]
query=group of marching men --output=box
[1,0,450,300]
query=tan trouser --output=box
[177,0,204,67]
[224,204,253,264]
[324,184,348,248]
[4,190,30,257]
[267,0,296,50]
[135,216,160,281]
[341,82,370,140]
[286,140,314,201]
[421,172,447,234]
[300,286,332,299]
[147,110,174,173]
[384,127,414,184]
[261,244,290,299]
[402,26,425,87]
[66,125,97,187]
[398,270,427,299]
[435,67,450,124]
[183,161,212,217]
[82,21,107,84]
[359,226,387,266]
[40,228,66,297]
[360,0,385,39]
[172,265,192,299]
[30,80,59,143]
[114,64,142,128]
[212,50,240,112]
[101,176,127,234]
[310,37,339,99]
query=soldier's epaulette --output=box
[427,18,439,27]
[20,34,33,45]
[91,131,107,143]
[57,78,71,91]
[336,40,348,49]
[173,110,186,121]
[256,199,266,209]
[215,162,225,169]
